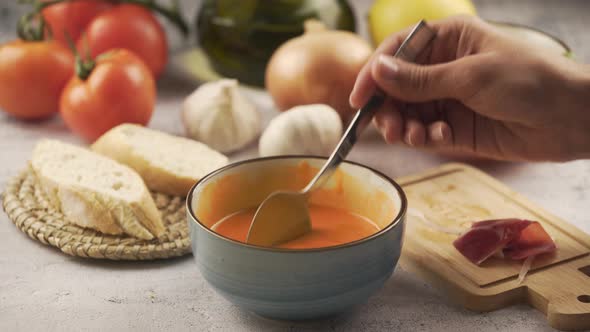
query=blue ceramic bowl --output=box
[187,156,406,320]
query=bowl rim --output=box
[186,155,407,254]
[487,20,571,53]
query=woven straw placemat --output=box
[1,168,192,260]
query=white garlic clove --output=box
[259,104,343,157]
[182,79,261,153]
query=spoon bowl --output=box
[247,190,311,247]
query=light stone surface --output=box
[1,0,589,331]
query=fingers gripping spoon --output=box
[247,20,436,247]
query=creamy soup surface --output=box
[213,205,380,249]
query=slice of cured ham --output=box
[453,219,531,265]
[453,219,556,265]
[504,222,557,260]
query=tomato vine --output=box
[17,0,188,41]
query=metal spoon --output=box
[246,20,436,247]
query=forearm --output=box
[568,63,590,159]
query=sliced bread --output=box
[91,124,229,196]
[31,139,165,240]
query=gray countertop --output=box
[1,1,589,331]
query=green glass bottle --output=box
[197,0,355,87]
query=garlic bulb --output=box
[259,104,343,157]
[182,79,260,153]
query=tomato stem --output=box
[75,58,96,80]
[18,0,189,37]
[16,12,47,41]
[65,32,95,80]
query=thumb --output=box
[371,55,464,102]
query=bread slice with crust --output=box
[91,124,228,196]
[31,139,165,240]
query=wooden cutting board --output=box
[397,163,590,331]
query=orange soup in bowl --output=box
[212,206,380,249]
[195,160,395,249]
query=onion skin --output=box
[265,21,373,122]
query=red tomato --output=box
[60,49,156,141]
[0,40,74,120]
[42,0,113,46]
[78,4,168,78]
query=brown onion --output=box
[265,20,373,122]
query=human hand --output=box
[350,16,590,161]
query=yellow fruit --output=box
[368,0,477,45]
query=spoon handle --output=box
[303,20,436,193]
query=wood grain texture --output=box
[399,163,590,331]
